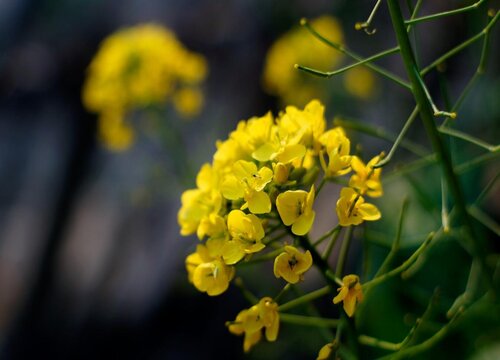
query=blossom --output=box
[316,342,335,360]
[223,210,266,264]
[263,16,344,106]
[221,160,273,214]
[274,245,313,284]
[349,155,383,197]
[276,185,316,235]
[319,127,352,177]
[228,297,280,352]
[333,274,363,317]
[336,187,381,226]
[185,244,234,296]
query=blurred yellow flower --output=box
[343,66,376,100]
[263,16,344,106]
[349,154,383,197]
[333,274,363,317]
[273,245,313,284]
[82,23,208,150]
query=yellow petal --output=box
[222,240,245,265]
[276,190,307,226]
[358,203,381,221]
[291,211,315,235]
[343,294,357,317]
[252,142,277,162]
[247,191,271,214]
[333,286,348,304]
[221,176,244,200]
[275,144,306,163]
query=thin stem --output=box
[373,106,419,168]
[404,0,486,25]
[295,46,399,78]
[274,283,291,303]
[314,225,341,246]
[420,12,499,76]
[358,335,401,351]
[316,177,328,195]
[322,226,342,260]
[406,0,424,32]
[279,313,339,328]
[333,117,428,158]
[300,18,412,90]
[233,277,259,304]
[441,176,450,233]
[355,0,383,34]
[468,205,500,236]
[455,151,500,174]
[438,127,499,152]
[335,226,354,277]
[278,285,330,312]
[238,247,284,266]
[415,68,456,118]
[375,198,408,277]
[387,0,493,294]
[474,170,500,205]
[364,232,434,290]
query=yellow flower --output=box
[349,155,383,197]
[274,245,313,284]
[316,342,334,360]
[221,160,273,214]
[333,274,363,317]
[172,87,204,118]
[228,297,279,352]
[278,99,326,154]
[185,244,235,296]
[319,127,352,177]
[343,66,376,100]
[276,185,316,236]
[336,187,381,227]
[263,16,344,106]
[98,109,134,151]
[223,210,265,264]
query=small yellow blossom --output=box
[333,274,363,317]
[172,87,204,117]
[274,245,313,283]
[343,66,376,100]
[273,162,289,185]
[349,155,383,197]
[336,187,381,227]
[221,160,273,214]
[228,297,280,352]
[185,244,235,296]
[316,342,335,360]
[177,188,222,236]
[223,210,265,264]
[319,127,352,177]
[276,185,316,236]
[263,16,344,106]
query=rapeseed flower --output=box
[274,245,313,283]
[336,187,381,226]
[276,185,316,236]
[333,274,363,317]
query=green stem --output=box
[455,151,500,174]
[420,12,499,76]
[334,117,428,157]
[438,127,499,152]
[278,285,330,312]
[387,0,492,292]
[335,226,354,277]
[474,170,500,205]
[296,46,400,78]
[301,19,412,90]
[364,232,434,290]
[373,106,419,168]
[279,313,339,328]
[468,205,500,236]
[233,277,259,304]
[322,226,342,260]
[356,0,383,34]
[404,0,486,25]
[313,225,340,246]
[375,198,408,277]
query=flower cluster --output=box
[179,99,383,351]
[262,16,375,106]
[82,23,207,150]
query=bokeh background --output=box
[0,0,498,359]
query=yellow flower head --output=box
[223,210,266,264]
[274,245,313,284]
[186,244,235,296]
[276,185,316,236]
[336,187,381,227]
[263,16,344,106]
[349,155,383,197]
[221,160,273,214]
[177,188,222,236]
[319,127,352,178]
[228,297,279,352]
[333,274,363,317]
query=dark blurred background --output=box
[0,0,498,359]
